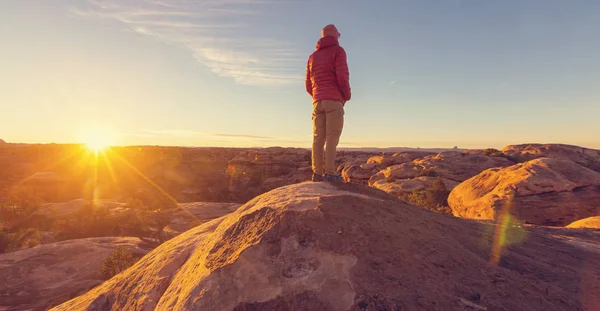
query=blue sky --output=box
[1,0,599,149]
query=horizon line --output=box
[2,141,599,151]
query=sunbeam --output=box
[105,149,202,224]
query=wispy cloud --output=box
[137,129,208,137]
[214,133,275,139]
[126,129,305,142]
[70,0,304,86]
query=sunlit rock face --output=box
[449,157,600,226]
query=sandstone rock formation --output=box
[341,163,379,184]
[370,151,514,186]
[50,217,227,311]
[448,157,600,226]
[367,151,514,203]
[339,152,436,184]
[567,216,600,229]
[54,182,600,311]
[0,237,153,311]
[502,143,600,172]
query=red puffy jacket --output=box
[305,36,351,104]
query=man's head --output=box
[321,24,341,39]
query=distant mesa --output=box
[0,138,6,144]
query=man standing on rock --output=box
[305,24,351,182]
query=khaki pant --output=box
[312,100,344,175]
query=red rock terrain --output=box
[52,182,600,311]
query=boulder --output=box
[53,182,600,311]
[341,164,380,184]
[336,154,374,175]
[502,143,600,172]
[448,157,600,226]
[0,237,153,311]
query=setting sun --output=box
[81,126,116,153]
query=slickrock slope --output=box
[502,143,600,172]
[448,157,600,226]
[0,237,153,311]
[54,182,600,311]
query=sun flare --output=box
[81,126,116,153]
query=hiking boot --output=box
[324,174,344,183]
[311,173,324,182]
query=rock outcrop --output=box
[54,182,600,311]
[567,216,600,229]
[502,143,600,172]
[0,237,153,311]
[448,157,600,226]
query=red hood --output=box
[315,36,339,50]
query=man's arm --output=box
[305,58,313,96]
[335,48,351,102]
